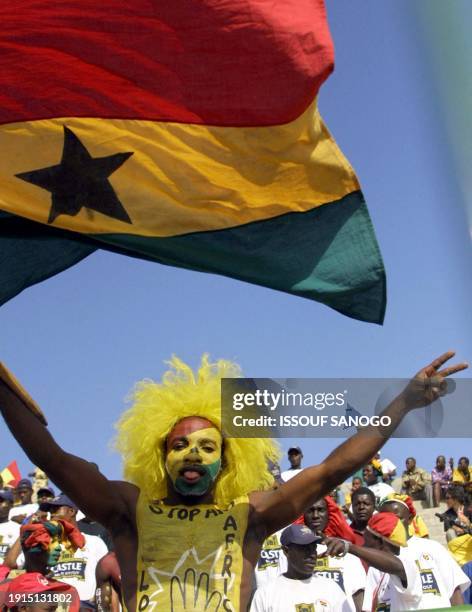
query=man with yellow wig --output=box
[0,351,467,611]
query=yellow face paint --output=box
[165,427,223,496]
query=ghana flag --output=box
[0,0,386,323]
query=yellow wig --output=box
[114,355,281,507]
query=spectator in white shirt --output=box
[363,464,394,506]
[250,524,350,612]
[379,497,470,607]
[0,488,20,566]
[327,512,422,611]
[280,447,304,482]
[375,451,396,484]
[315,512,423,611]
[8,479,38,524]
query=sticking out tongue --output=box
[183,470,201,481]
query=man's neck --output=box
[351,519,367,532]
[284,569,312,581]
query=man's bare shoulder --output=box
[106,481,140,529]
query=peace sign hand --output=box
[402,351,468,410]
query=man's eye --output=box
[203,446,215,452]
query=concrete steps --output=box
[413,500,448,545]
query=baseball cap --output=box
[39,493,78,511]
[0,489,14,502]
[37,486,55,497]
[280,524,322,546]
[3,572,78,609]
[288,446,302,454]
[16,478,32,490]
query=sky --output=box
[1,1,471,488]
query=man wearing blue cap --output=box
[251,524,350,611]
[0,488,19,565]
[40,494,108,606]
[8,479,38,525]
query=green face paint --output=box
[174,459,222,496]
[165,426,223,497]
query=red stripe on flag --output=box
[0,0,333,126]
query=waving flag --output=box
[0,0,386,323]
[0,461,21,488]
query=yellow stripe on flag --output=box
[0,101,359,237]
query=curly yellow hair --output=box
[114,355,281,507]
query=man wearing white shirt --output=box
[254,529,286,588]
[363,465,394,506]
[321,513,422,611]
[251,524,350,612]
[280,446,304,482]
[8,478,38,524]
[375,451,396,484]
[0,488,20,565]
[41,494,108,605]
[380,497,470,608]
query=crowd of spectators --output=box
[0,449,471,611]
[254,447,472,610]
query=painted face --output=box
[165,419,223,497]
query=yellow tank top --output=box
[135,493,250,611]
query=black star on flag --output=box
[16,126,133,224]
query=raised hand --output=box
[402,351,468,410]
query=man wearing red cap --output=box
[0,351,467,611]
[380,496,470,608]
[320,512,423,611]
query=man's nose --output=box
[184,446,202,462]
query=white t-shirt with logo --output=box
[251,574,351,612]
[362,546,422,611]
[0,520,20,563]
[313,546,366,612]
[407,535,470,609]
[8,503,38,521]
[49,533,108,601]
[255,530,286,588]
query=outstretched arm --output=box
[322,537,406,582]
[251,351,467,534]
[0,365,135,531]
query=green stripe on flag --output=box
[95,191,386,324]
[0,211,96,306]
[0,192,385,323]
